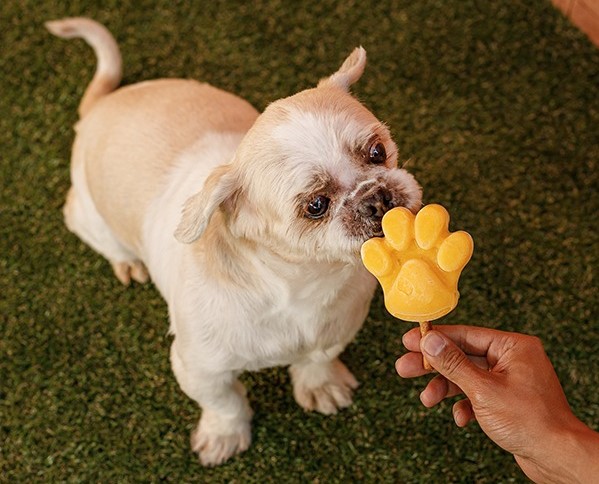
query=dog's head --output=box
[175,48,422,262]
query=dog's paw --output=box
[191,410,252,467]
[290,358,359,415]
[361,204,473,321]
[110,260,150,286]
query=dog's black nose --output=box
[360,188,394,220]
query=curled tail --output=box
[45,17,122,118]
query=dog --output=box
[46,17,422,466]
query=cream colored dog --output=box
[47,17,422,466]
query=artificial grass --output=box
[1,0,598,481]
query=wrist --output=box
[565,421,599,484]
[526,418,599,484]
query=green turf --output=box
[1,0,598,481]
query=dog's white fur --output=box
[47,18,422,466]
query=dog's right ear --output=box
[174,165,239,244]
[317,46,367,91]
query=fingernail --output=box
[453,408,463,425]
[422,332,446,356]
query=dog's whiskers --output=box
[401,157,414,169]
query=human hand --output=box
[395,325,599,483]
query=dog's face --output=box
[175,48,422,262]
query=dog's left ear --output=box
[317,46,367,91]
[174,164,239,244]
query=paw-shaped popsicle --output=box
[361,204,473,322]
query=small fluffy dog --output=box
[46,17,422,465]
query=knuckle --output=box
[523,335,544,353]
[528,335,543,347]
[467,384,488,407]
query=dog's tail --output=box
[45,17,122,118]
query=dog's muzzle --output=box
[342,177,413,242]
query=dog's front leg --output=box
[170,341,252,466]
[289,349,359,415]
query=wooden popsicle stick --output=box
[419,321,433,370]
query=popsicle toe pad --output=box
[361,204,473,322]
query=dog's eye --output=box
[306,196,330,219]
[368,142,386,164]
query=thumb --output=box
[420,331,485,394]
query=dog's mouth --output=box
[371,226,384,238]
[360,218,387,240]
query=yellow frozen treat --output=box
[361,204,473,323]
